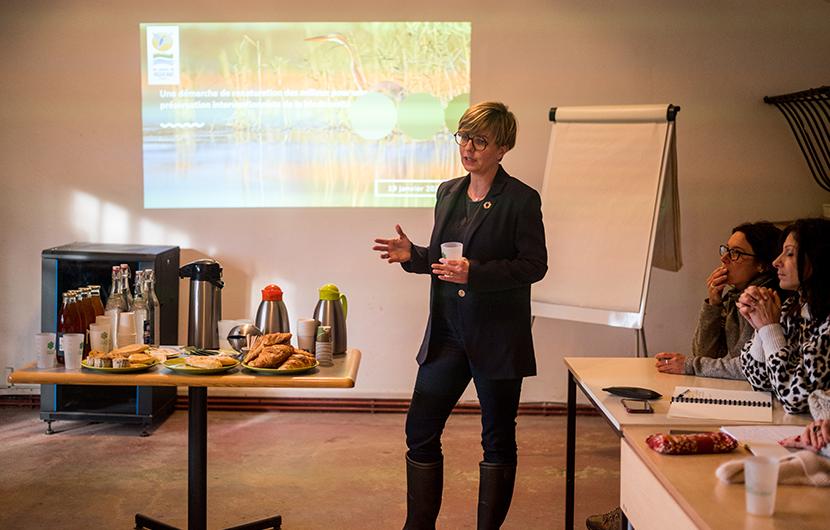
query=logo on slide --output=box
[146,26,180,85]
[152,32,174,52]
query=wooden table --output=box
[622,425,830,530]
[8,349,361,530]
[563,357,811,530]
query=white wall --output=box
[2,0,829,403]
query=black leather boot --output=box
[477,461,517,530]
[402,452,443,530]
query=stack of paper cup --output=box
[315,325,333,366]
[117,312,136,349]
[36,332,57,368]
[297,318,318,353]
[61,333,84,370]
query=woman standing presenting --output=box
[738,218,830,414]
[373,101,547,529]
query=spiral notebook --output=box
[666,386,773,423]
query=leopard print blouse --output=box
[740,298,830,414]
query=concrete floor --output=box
[0,407,620,529]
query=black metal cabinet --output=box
[40,243,180,434]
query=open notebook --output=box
[666,386,773,423]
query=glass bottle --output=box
[104,266,127,350]
[76,287,97,357]
[56,291,82,364]
[143,269,160,347]
[88,285,105,318]
[132,271,149,346]
[120,264,133,311]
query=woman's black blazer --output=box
[403,165,548,379]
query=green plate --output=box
[81,358,159,373]
[242,360,319,374]
[163,356,239,374]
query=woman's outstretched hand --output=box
[373,224,413,264]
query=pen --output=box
[677,389,690,398]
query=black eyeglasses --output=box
[454,132,489,151]
[719,245,756,262]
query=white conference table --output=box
[564,357,813,530]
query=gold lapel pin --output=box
[483,201,492,209]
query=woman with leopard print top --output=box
[738,218,830,414]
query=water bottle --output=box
[104,266,127,350]
[143,269,160,347]
[132,271,149,345]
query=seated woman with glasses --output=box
[654,221,782,379]
[738,217,830,414]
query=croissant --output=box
[277,352,316,370]
[245,332,293,363]
[249,344,294,368]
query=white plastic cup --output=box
[745,456,779,516]
[89,324,111,353]
[441,242,463,261]
[118,312,136,335]
[36,333,57,369]
[61,333,84,370]
[218,319,238,351]
[297,319,318,353]
[297,318,318,334]
[298,335,315,353]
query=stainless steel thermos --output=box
[312,284,347,354]
[179,259,224,349]
[255,284,290,334]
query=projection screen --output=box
[140,22,471,208]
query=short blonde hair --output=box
[457,101,517,151]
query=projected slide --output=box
[140,22,471,208]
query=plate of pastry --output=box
[163,355,239,374]
[241,336,317,374]
[242,359,319,374]
[81,356,159,373]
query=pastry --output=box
[245,333,293,363]
[112,357,130,368]
[248,344,294,368]
[277,352,316,370]
[185,356,223,369]
[212,355,238,366]
[129,353,154,365]
[86,351,111,368]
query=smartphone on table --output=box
[621,398,653,414]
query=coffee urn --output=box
[179,259,224,349]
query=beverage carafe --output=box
[179,259,224,349]
[255,284,290,334]
[312,284,347,354]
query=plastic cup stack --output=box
[117,311,136,349]
[315,326,333,366]
[297,318,318,353]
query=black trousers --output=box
[405,301,523,465]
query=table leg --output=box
[565,371,576,530]
[136,386,281,530]
[189,386,208,530]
